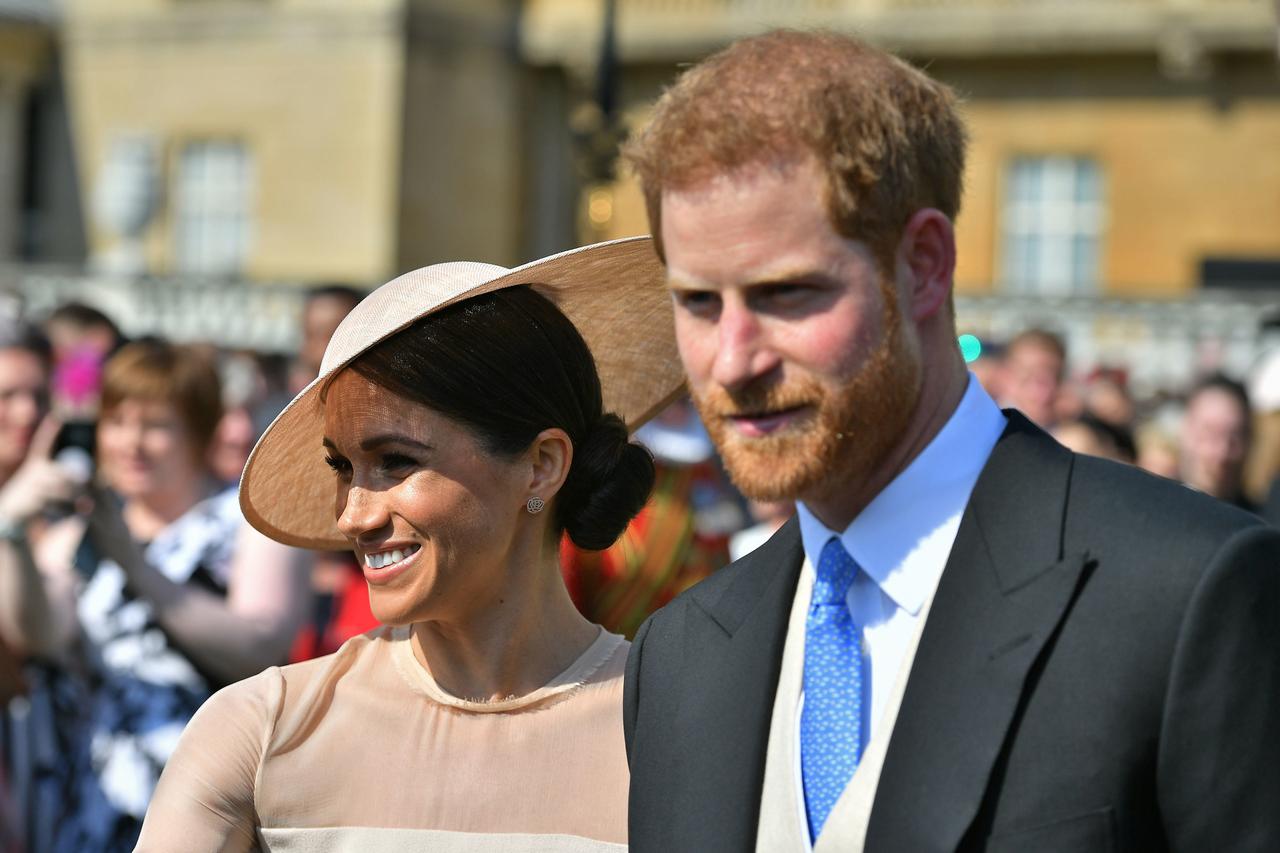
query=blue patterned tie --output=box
[800,536,866,841]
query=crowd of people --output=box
[973,327,1278,521]
[0,289,1272,850]
[0,29,1275,853]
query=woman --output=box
[0,321,60,658]
[0,339,310,851]
[0,321,59,853]
[137,238,682,850]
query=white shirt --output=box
[791,374,1006,844]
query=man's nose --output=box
[711,303,779,391]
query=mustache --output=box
[695,377,824,418]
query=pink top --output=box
[136,625,630,852]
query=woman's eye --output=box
[379,453,418,475]
[323,455,352,477]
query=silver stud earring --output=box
[526,497,545,514]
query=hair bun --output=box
[558,413,656,551]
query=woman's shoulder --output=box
[276,623,397,681]
[583,629,629,686]
[202,626,396,718]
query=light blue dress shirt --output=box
[790,373,1007,845]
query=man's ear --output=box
[527,428,573,503]
[896,208,956,323]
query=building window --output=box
[1000,155,1103,295]
[174,141,253,275]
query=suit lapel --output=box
[674,516,804,851]
[865,414,1093,852]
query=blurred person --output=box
[0,323,53,491]
[1051,413,1135,463]
[621,28,1280,852]
[1082,367,1136,430]
[0,325,62,656]
[1002,327,1066,428]
[136,241,681,850]
[288,284,363,395]
[1135,421,1181,480]
[560,397,742,639]
[0,322,55,852]
[729,497,794,562]
[282,285,380,661]
[43,301,124,421]
[208,350,270,486]
[0,339,310,851]
[1179,373,1255,512]
[44,302,122,362]
[966,339,1005,402]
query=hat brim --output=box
[239,236,683,550]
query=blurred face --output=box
[301,296,359,379]
[98,398,204,499]
[1180,388,1249,500]
[323,370,530,625]
[1004,341,1063,428]
[209,406,256,484]
[1085,379,1134,428]
[0,349,49,474]
[662,158,921,503]
[1052,421,1122,463]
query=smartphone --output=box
[53,420,97,462]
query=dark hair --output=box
[304,284,365,308]
[0,321,52,365]
[345,286,655,550]
[1077,412,1137,463]
[1186,372,1252,444]
[47,301,124,351]
[1188,372,1250,415]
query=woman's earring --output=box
[526,497,545,514]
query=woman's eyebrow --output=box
[357,434,433,453]
[320,435,433,453]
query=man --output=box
[1178,373,1256,513]
[1001,327,1067,429]
[289,284,364,395]
[621,30,1279,852]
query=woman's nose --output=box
[335,484,391,541]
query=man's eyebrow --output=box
[666,275,710,291]
[321,435,433,453]
[667,269,825,290]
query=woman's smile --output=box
[361,543,422,584]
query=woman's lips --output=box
[727,405,809,437]
[361,544,422,585]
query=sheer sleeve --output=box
[135,667,281,852]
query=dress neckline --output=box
[389,624,624,713]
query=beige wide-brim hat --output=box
[240,236,683,550]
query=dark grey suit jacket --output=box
[624,413,1280,852]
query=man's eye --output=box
[673,290,720,316]
[757,284,809,305]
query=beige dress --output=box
[134,625,630,852]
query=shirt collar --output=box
[797,373,1007,615]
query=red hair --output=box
[623,30,968,269]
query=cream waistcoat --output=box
[755,560,941,852]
